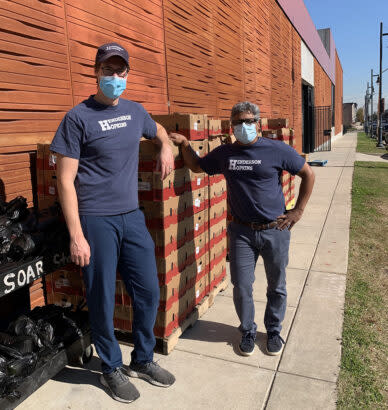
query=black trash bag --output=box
[20,210,39,233]
[7,316,42,349]
[0,370,7,398]
[5,197,28,222]
[0,354,7,373]
[0,198,7,215]
[0,222,22,244]
[36,319,54,348]
[0,344,24,360]
[0,215,12,232]
[0,332,36,355]
[8,233,36,261]
[0,239,11,264]
[7,353,37,378]
[0,333,15,346]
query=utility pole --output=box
[365,82,370,133]
[370,69,374,138]
[377,22,388,148]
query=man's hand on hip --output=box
[70,233,91,267]
[276,208,304,230]
[156,143,174,180]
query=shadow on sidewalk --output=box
[52,356,104,390]
[180,320,269,355]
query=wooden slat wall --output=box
[0,0,73,148]
[335,50,343,135]
[0,0,340,153]
[64,0,168,114]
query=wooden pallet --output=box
[116,277,229,355]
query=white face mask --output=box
[234,123,257,144]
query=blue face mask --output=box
[233,123,258,144]
[99,76,127,100]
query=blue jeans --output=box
[80,209,159,373]
[228,221,290,335]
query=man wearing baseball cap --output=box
[51,42,175,403]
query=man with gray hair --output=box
[170,101,315,356]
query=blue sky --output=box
[303,0,388,112]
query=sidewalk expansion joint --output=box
[173,348,263,369]
[274,369,337,385]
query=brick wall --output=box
[314,59,332,107]
[335,50,343,135]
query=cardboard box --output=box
[221,119,232,135]
[139,138,182,171]
[260,118,268,131]
[45,266,83,296]
[209,218,227,248]
[151,113,206,140]
[191,140,208,157]
[221,134,236,144]
[180,231,208,269]
[209,260,227,291]
[209,237,227,270]
[208,201,227,227]
[113,304,132,332]
[207,118,222,136]
[208,137,222,153]
[159,266,198,311]
[154,290,196,338]
[267,118,289,129]
[149,217,191,257]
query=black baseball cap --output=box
[95,42,130,68]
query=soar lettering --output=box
[3,261,44,295]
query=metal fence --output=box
[314,106,332,152]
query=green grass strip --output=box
[357,132,387,155]
[337,162,388,409]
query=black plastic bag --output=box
[7,353,37,378]
[8,233,36,261]
[7,316,42,349]
[5,197,28,222]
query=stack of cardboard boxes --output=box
[36,144,59,210]
[111,113,228,340]
[260,118,296,210]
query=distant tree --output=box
[356,108,364,123]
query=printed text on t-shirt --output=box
[229,159,262,171]
[98,115,132,131]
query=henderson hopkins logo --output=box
[98,115,131,131]
[229,159,262,171]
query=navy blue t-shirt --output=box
[50,96,157,215]
[199,138,305,223]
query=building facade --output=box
[343,103,358,126]
[0,0,343,203]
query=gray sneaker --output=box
[100,367,140,403]
[127,361,175,387]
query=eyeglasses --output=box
[231,118,258,126]
[101,66,129,78]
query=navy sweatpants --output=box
[80,209,160,373]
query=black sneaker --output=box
[127,361,175,387]
[100,367,140,403]
[238,333,256,356]
[266,332,285,356]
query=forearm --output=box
[57,179,83,240]
[153,123,170,147]
[295,172,315,211]
[181,140,202,173]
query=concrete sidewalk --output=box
[19,132,358,410]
